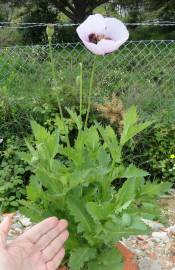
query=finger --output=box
[0,215,13,247]
[37,219,68,250]
[46,248,65,270]
[42,230,69,262]
[22,217,59,243]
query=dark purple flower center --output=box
[89,33,112,44]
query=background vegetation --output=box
[0,0,174,213]
[0,0,174,46]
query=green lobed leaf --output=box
[46,131,59,158]
[139,181,172,198]
[85,127,100,151]
[55,115,69,135]
[20,200,44,222]
[121,165,149,178]
[86,202,115,221]
[120,106,152,146]
[115,177,143,209]
[121,123,152,146]
[31,120,49,142]
[26,175,42,201]
[121,213,132,226]
[87,248,123,270]
[66,108,83,130]
[98,125,121,163]
[67,195,94,233]
[102,218,149,244]
[69,246,97,270]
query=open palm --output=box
[0,215,69,270]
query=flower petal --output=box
[76,14,105,42]
[97,39,125,55]
[76,14,129,55]
[82,40,101,55]
[104,17,129,42]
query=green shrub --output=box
[0,95,58,139]
[20,8,58,44]
[20,107,171,269]
[0,137,30,212]
[130,26,175,40]
[0,28,22,47]
[124,122,175,183]
[54,25,79,43]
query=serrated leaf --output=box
[35,169,64,193]
[88,262,123,270]
[31,120,49,142]
[25,139,37,157]
[115,200,133,214]
[97,147,111,167]
[69,247,97,270]
[116,177,143,208]
[120,106,152,146]
[85,127,100,150]
[123,106,138,129]
[98,247,123,265]
[103,219,149,243]
[55,115,68,135]
[121,165,149,178]
[26,175,42,201]
[66,108,83,130]
[132,201,161,220]
[65,236,81,250]
[67,196,94,233]
[121,213,131,226]
[139,181,172,198]
[121,122,152,146]
[88,248,123,270]
[86,202,114,221]
[46,131,59,158]
[17,151,32,163]
[20,201,43,222]
[98,125,121,163]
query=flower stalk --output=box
[84,56,96,128]
[79,63,83,118]
[46,24,70,146]
[47,24,63,119]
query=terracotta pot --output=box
[59,267,67,270]
[116,242,139,270]
[58,242,139,270]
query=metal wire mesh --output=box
[0,40,174,114]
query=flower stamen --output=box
[89,33,112,44]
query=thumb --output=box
[0,214,13,248]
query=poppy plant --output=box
[76,14,129,55]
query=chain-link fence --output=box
[0,40,175,117]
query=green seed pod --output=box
[46,24,55,39]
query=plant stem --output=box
[48,38,63,119]
[79,63,83,118]
[48,37,70,147]
[84,56,97,129]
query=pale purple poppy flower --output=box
[76,14,129,55]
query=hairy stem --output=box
[84,56,97,129]
[48,37,70,146]
[79,63,83,118]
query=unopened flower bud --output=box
[46,24,55,40]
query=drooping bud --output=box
[46,24,55,41]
